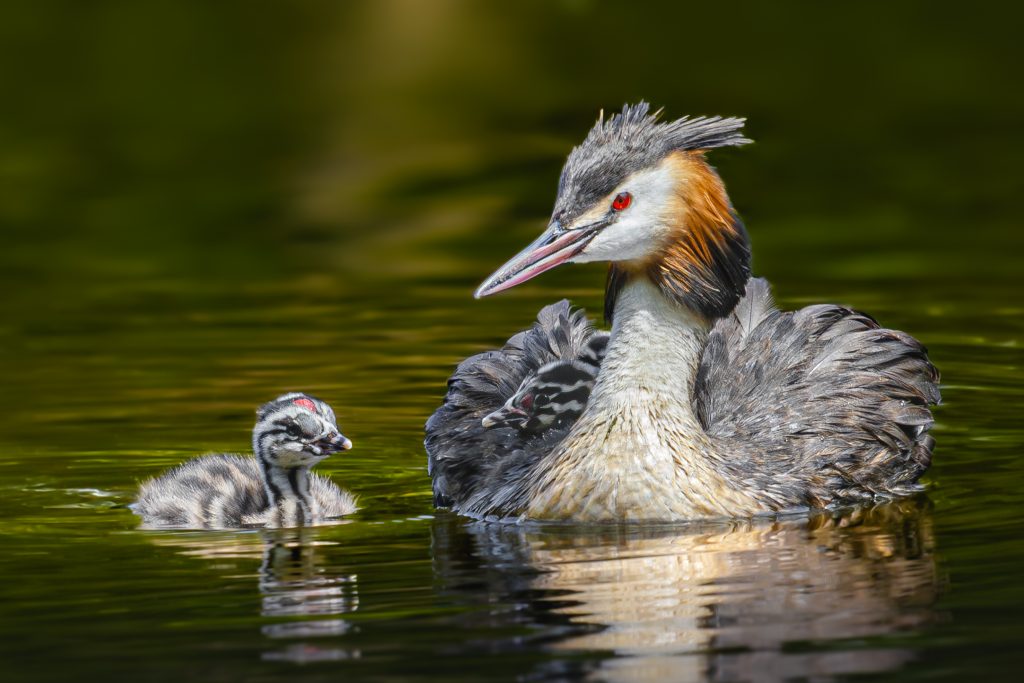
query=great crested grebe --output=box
[426,103,940,522]
[134,393,356,528]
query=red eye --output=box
[518,393,534,411]
[611,192,632,211]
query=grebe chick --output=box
[134,393,356,529]
[426,103,940,522]
[482,333,608,435]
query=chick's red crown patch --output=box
[292,398,317,413]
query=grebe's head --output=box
[476,102,753,320]
[253,393,352,468]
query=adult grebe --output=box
[426,103,940,522]
[134,393,356,528]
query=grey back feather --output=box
[695,278,940,507]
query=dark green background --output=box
[1,2,1021,681]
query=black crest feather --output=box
[554,102,750,226]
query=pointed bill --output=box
[474,222,599,298]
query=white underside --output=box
[526,279,757,520]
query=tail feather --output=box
[718,277,777,347]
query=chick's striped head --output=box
[483,360,598,435]
[254,393,353,467]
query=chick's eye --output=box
[286,424,302,437]
[611,192,632,211]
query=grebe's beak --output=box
[474,219,604,298]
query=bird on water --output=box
[425,103,940,522]
[134,393,356,528]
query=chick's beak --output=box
[319,432,353,454]
[475,219,602,298]
[481,407,527,429]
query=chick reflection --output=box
[258,530,357,621]
[434,501,940,683]
[144,527,360,664]
[257,528,360,662]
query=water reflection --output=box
[145,527,360,664]
[434,501,941,683]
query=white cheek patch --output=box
[571,163,678,263]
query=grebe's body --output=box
[426,104,939,522]
[135,393,356,528]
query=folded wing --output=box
[695,278,941,507]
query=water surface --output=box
[1,2,1022,681]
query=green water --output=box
[2,2,1023,681]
